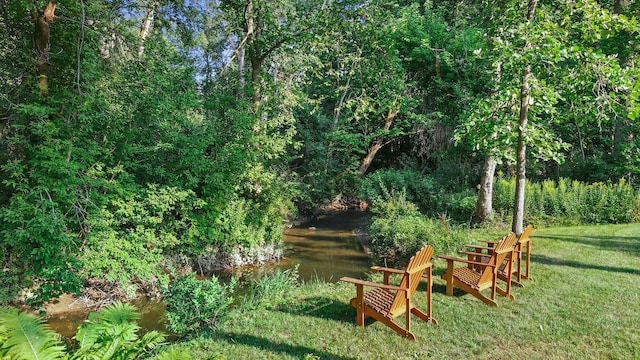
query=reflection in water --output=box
[281,210,371,282]
[45,310,88,340]
[46,210,371,337]
[211,210,372,283]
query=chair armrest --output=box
[464,244,494,251]
[339,277,407,292]
[371,265,432,278]
[369,266,404,275]
[458,251,492,258]
[438,255,497,268]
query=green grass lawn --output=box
[166,224,640,359]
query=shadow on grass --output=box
[278,296,353,323]
[535,234,640,256]
[215,332,357,360]
[531,254,640,275]
[430,281,487,299]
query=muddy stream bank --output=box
[44,210,372,338]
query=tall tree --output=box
[456,0,638,226]
[512,0,538,235]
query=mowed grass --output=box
[167,224,640,359]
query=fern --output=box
[0,307,67,360]
[71,302,166,360]
[0,303,174,360]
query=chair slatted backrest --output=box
[477,233,517,286]
[518,225,533,244]
[388,245,434,317]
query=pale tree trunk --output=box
[475,155,497,222]
[237,37,246,88]
[476,58,502,223]
[138,1,157,57]
[512,65,530,235]
[243,0,263,111]
[512,0,538,236]
[32,1,57,96]
[358,108,397,177]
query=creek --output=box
[45,210,372,338]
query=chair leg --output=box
[405,299,411,334]
[444,261,454,296]
[379,316,416,341]
[524,241,532,280]
[490,273,497,301]
[425,267,437,325]
[355,285,364,327]
[515,249,523,284]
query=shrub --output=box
[367,190,471,266]
[164,273,236,336]
[0,267,23,306]
[358,169,437,214]
[358,169,477,222]
[81,185,204,298]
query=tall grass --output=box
[494,177,640,225]
[240,265,300,310]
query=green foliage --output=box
[0,302,167,360]
[241,265,300,310]
[214,196,289,249]
[367,190,470,266]
[0,267,23,307]
[493,177,640,225]
[0,307,66,360]
[72,302,166,360]
[164,274,236,336]
[0,155,83,307]
[358,169,437,210]
[148,348,193,360]
[81,185,204,298]
[1,0,297,306]
[358,169,477,222]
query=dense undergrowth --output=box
[360,169,640,226]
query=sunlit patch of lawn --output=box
[164,223,640,359]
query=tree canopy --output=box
[0,0,638,305]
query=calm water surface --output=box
[47,210,371,337]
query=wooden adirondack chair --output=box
[439,232,517,307]
[340,245,438,341]
[465,225,534,287]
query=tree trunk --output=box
[475,155,497,222]
[32,1,57,96]
[512,0,537,236]
[512,65,530,235]
[357,108,397,177]
[614,0,629,14]
[138,1,157,57]
[243,0,262,110]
